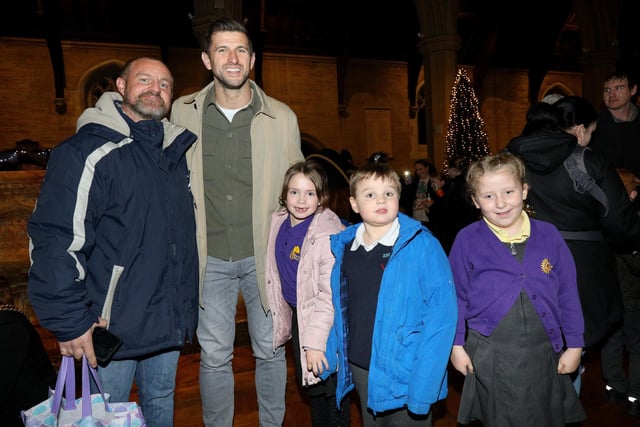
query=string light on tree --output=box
[443,68,491,174]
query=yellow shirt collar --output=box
[483,211,530,244]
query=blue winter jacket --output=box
[327,213,457,415]
[27,92,199,359]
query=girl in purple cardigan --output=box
[448,153,586,426]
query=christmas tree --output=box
[443,68,491,174]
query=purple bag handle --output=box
[51,355,111,419]
[51,356,75,414]
[82,354,111,415]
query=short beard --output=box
[132,102,166,121]
[126,92,167,121]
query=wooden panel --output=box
[0,170,44,318]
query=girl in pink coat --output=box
[265,160,349,426]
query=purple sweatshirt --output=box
[448,218,585,353]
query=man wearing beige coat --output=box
[170,17,304,427]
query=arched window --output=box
[541,84,572,102]
[82,61,123,108]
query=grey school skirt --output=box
[457,291,586,426]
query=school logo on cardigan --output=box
[540,258,553,274]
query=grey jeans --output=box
[197,256,287,427]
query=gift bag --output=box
[21,355,145,427]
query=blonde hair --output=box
[466,153,526,197]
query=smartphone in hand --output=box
[92,327,122,367]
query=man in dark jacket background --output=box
[27,57,198,427]
[590,70,640,417]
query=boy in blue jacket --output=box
[327,160,457,426]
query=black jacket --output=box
[507,129,640,346]
[0,309,56,427]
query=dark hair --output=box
[521,96,597,136]
[521,102,563,136]
[604,70,637,89]
[554,96,598,130]
[447,156,463,170]
[414,158,436,176]
[202,17,253,54]
[446,155,467,172]
[349,162,401,196]
[368,151,390,164]
[278,160,330,208]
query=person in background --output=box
[327,160,457,426]
[266,160,349,426]
[170,17,304,427]
[421,171,447,243]
[506,96,640,396]
[437,156,478,254]
[588,71,640,414]
[27,57,199,427]
[1,302,56,427]
[400,158,438,226]
[591,70,640,178]
[599,167,640,417]
[449,153,586,426]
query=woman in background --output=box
[507,96,640,393]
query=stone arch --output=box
[78,60,125,109]
[540,82,574,101]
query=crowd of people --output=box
[7,14,640,427]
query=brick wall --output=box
[0,37,583,174]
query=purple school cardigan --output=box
[449,218,585,352]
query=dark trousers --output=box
[350,363,432,427]
[601,310,640,399]
[291,306,351,426]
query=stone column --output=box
[417,34,459,171]
[413,0,460,171]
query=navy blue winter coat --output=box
[27,92,199,359]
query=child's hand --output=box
[305,349,329,377]
[450,345,474,375]
[558,347,582,374]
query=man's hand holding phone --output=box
[92,326,122,367]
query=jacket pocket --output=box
[102,265,125,328]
